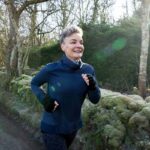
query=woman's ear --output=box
[61,43,65,52]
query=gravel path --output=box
[0,110,44,150]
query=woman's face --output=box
[61,33,84,61]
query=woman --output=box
[31,25,101,150]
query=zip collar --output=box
[61,55,83,70]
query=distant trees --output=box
[3,0,51,83]
[0,4,8,67]
[1,0,116,80]
[53,0,75,30]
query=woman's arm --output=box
[31,66,49,104]
[82,72,101,104]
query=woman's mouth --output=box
[72,50,83,53]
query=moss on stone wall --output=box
[80,89,150,150]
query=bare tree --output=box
[125,0,129,17]
[99,0,114,23]
[3,0,51,82]
[91,0,99,23]
[133,0,137,11]
[51,0,76,34]
[78,0,114,24]
[138,0,150,97]
[20,4,38,71]
[77,0,92,24]
[28,4,37,46]
[132,0,141,11]
[0,4,8,67]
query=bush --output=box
[10,74,43,112]
[80,89,150,150]
[28,43,63,68]
[81,21,141,92]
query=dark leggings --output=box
[42,131,77,150]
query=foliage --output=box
[81,20,141,92]
[0,70,7,88]
[10,74,43,112]
[28,42,63,68]
[80,89,150,150]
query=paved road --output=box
[0,111,44,150]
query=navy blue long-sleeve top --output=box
[31,55,101,134]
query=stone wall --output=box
[1,73,150,150]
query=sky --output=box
[112,0,134,21]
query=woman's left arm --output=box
[82,72,101,104]
[87,74,101,104]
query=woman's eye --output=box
[71,41,76,44]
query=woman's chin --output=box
[73,54,83,60]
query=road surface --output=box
[0,110,44,150]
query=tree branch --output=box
[4,0,17,15]
[18,0,49,16]
[34,9,60,31]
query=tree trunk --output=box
[30,4,37,46]
[22,4,37,72]
[133,0,137,11]
[5,3,19,78]
[4,0,49,82]
[91,0,99,23]
[138,0,150,98]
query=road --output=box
[0,110,44,150]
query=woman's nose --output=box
[76,42,83,47]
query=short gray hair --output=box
[59,25,83,44]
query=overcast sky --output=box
[112,0,134,20]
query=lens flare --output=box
[112,38,127,50]
[94,37,127,61]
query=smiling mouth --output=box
[73,50,83,53]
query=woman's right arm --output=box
[31,66,49,104]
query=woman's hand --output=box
[53,101,59,111]
[43,95,59,112]
[82,74,90,85]
[82,74,96,90]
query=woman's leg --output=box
[42,132,67,150]
[61,131,77,148]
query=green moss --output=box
[141,106,150,120]
[100,95,129,109]
[103,124,125,147]
[80,89,150,150]
[128,112,149,128]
